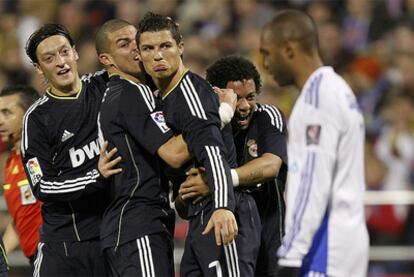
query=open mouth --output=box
[57,68,70,76]
[236,114,251,126]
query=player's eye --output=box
[118,41,129,48]
[247,95,256,101]
[44,56,53,62]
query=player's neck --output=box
[108,67,144,84]
[157,63,187,97]
[49,76,81,97]
[295,56,323,90]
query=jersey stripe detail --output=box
[144,236,155,276]
[279,151,316,256]
[21,96,49,157]
[304,74,323,108]
[143,85,156,109]
[314,74,323,108]
[181,75,207,120]
[137,238,147,277]
[124,79,155,112]
[224,240,240,277]
[38,170,100,193]
[205,146,229,208]
[115,134,141,249]
[260,105,284,132]
[137,236,155,277]
[33,242,44,277]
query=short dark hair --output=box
[136,12,181,45]
[95,19,132,55]
[0,85,39,111]
[206,55,262,94]
[26,24,74,63]
[266,9,319,55]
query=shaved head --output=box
[95,19,132,55]
[265,9,319,55]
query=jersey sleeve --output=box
[257,105,288,163]
[81,69,109,96]
[120,81,173,154]
[178,75,235,211]
[21,111,106,202]
[277,98,340,266]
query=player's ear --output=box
[72,46,79,61]
[98,53,113,66]
[33,63,44,76]
[178,41,184,56]
[283,41,294,60]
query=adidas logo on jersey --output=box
[61,130,74,142]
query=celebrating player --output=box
[181,55,288,277]
[137,12,245,277]
[95,19,192,276]
[22,24,110,276]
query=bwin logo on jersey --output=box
[69,138,100,168]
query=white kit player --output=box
[260,9,369,277]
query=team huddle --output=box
[0,9,368,277]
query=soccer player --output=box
[21,24,111,276]
[260,10,369,276]
[95,19,192,276]
[137,12,247,277]
[181,55,288,277]
[0,85,41,270]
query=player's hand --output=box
[214,87,237,112]
[98,141,122,178]
[179,167,210,204]
[202,209,238,246]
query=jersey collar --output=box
[161,68,190,100]
[46,81,84,100]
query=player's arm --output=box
[2,222,19,254]
[21,114,108,202]
[119,81,191,169]
[158,87,235,166]
[277,106,339,268]
[179,153,281,199]
[180,77,237,245]
[157,134,190,168]
[235,106,287,186]
[181,106,287,198]
[233,153,282,186]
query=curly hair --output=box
[206,55,262,94]
[136,12,181,45]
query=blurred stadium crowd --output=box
[0,0,413,275]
